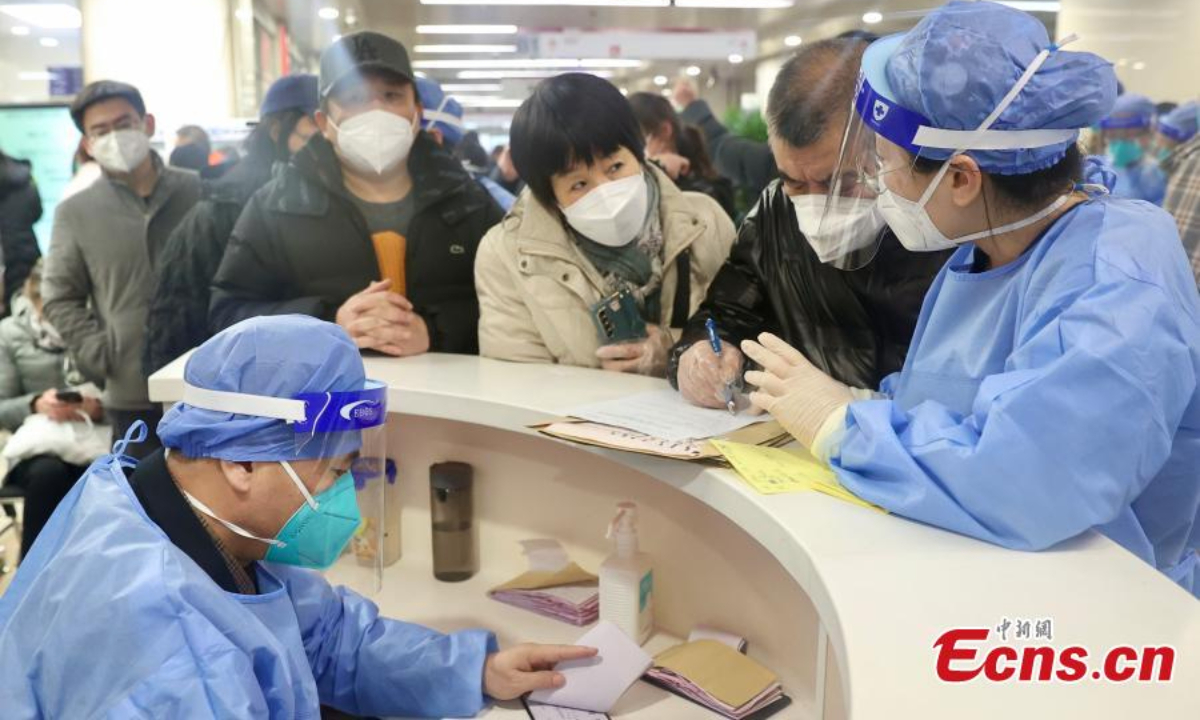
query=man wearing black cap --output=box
[211,31,504,356]
[146,74,320,374]
[43,80,201,456]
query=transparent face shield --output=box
[180,379,391,590]
[820,33,1085,262]
[812,88,892,271]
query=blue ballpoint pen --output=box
[704,318,738,415]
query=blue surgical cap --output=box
[1158,101,1198,144]
[877,0,1116,174]
[416,77,465,146]
[157,315,367,462]
[1099,93,1156,131]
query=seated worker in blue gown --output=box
[740,0,1200,597]
[1100,92,1167,205]
[0,314,594,717]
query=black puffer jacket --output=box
[668,180,952,390]
[0,153,43,308]
[144,160,274,374]
[211,132,504,353]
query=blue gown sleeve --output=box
[832,261,1197,551]
[283,568,498,718]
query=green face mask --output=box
[1108,139,1145,168]
[1156,146,1172,163]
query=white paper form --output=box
[528,621,653,712]
[566,390,763,442]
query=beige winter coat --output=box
[475,165,736,367]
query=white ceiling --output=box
[274,0,942,117]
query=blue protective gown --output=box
[1110,158,1167,206]
[0,451,496,718]
[832,196,1200,597]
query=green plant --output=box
[722,106,769,144]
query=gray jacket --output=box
[0,296,66,431]
[43,154,201,410]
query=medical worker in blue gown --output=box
[0,315,595,718]
[1100,93,1167,205]
[740,0,1200,597]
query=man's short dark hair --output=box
[176,125,211,156]
[765,38,870,150]
[836,29,879,42]
[70,80,146,131]
[509,73,645,210]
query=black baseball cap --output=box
[70,80,146,131]
[319,31,415,101]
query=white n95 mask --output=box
[561,172,650,248]
[875,180,1070,253]
[331,109,416,175]
[790,193,885,263]
[91,128,151,174]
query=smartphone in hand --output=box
[55,389,84,404]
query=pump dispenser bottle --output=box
[599,501,655,644]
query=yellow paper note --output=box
[711,440,883,512]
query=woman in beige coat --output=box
[475,73,736,376]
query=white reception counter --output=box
[149,353,1199,720]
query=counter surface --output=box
[150,353,1200,719]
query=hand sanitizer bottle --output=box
[599,502,654,645]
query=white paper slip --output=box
[521,539,571,572]
[528,620,653,713]
[523,700,610,720]
[567,390,763,442]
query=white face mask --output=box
[561,172,650,248]
[330,109,416,175]
[90,128,151,174]
[790,193,886,263]
[876,174,1071,253]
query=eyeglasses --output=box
[84,114,142,142]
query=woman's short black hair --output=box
[509,73,645,209]
[912,143,1083,213]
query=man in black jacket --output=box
[668,37,951,406]
[211,32,504,355]
[145,74,319,374]
[0,150,43,314]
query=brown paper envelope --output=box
[654,640,779,709]
[489,562,598,593]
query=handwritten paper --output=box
[711,440,883,512]
[540,421,706,459]
[567,390,764,442]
